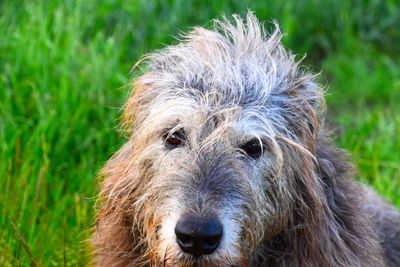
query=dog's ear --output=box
[93,139,144,265]
[122,74,153,133]
[282,78,324,153]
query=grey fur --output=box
[91,12,400,267]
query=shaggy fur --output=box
[91,13,400,266]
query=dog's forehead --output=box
[149,93,270,137]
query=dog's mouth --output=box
[162,257,241,267]
[156,249,244,267]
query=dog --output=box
[91,12,400,266]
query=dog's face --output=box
[98,13,322,267]
[130,94,288,265]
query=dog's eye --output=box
[241,139,264,159]
[165,132,183,149]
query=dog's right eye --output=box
[241,139,264,159]
[165,132,183,149]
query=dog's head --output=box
[96,12,326,266]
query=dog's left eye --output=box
[165,132,183,149]
[241,139,264,159]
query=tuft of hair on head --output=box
[124,11,324,157]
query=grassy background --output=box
[1,0,399,265]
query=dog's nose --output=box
[175,214,223,257]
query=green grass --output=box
[1,0,399,265]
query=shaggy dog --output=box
[92,13,400,266]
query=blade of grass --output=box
[9,217,37,267]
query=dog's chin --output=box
[156,251,242,267]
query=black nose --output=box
[175,214,223,257]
